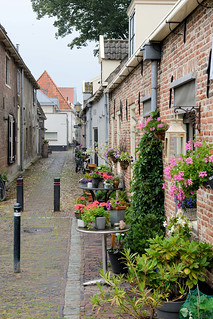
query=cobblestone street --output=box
[0,150,113,319]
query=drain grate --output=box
[23,227,53,234]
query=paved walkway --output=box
[0,150,116,319]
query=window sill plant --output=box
[164,139,213,208]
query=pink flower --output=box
[209,155,213,162]
[204,158,208,163]
[164,165,172,179]
[145,116,153,125]
[199,171,207,178]
[150,127,155,131]
[170,157,176,166]
[157,124,164,128]
[194,140,202,148]
[140,122,145,130]
[162,183,165,189]
[157,117,161,121]
[186,157,193,165]
[188,179,193,185]
[185,139,192,151]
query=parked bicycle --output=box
[74,146,90,173]
[0,174,6,201]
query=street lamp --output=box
[75,101,82,114]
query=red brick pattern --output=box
[108,4,213,245]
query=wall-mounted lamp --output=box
[165,118,186,162]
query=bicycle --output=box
[0,175,6,201]
[74,147,90,173]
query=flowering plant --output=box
[106,198,126,210]
[75,196,87,219]
[104,148,120,159]
[101,172,114,181]
[118,151,133,162]
[164,139,213,208]
[78,178,87,184]
[90,170,102,179]
[163,209,192,240]
[140,110,168,134]
[82,201,110,227]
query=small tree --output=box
[125,112,165,254]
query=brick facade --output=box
[108,3,213,245]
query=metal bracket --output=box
[174,105,201,132]
[166,19,187,43]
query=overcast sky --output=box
[0,0,100,103]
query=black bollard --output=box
[54,178,60,211]
[14,203,21,273]
[17,177,24,211]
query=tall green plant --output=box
[125,125,165,254]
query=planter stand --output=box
[156,300,185,319]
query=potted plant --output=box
[104,148,120,163]
[164,139,213,209]
[113,176,120,189]
[90,170,102,188]
[177,194,197,221]
[118,151,133,170]
[75,196,87,227]
[132,212,213,319]
[90,253,163,318]
[140,110,168,140]
[107,198,126,226]
[108,233,128,275]
[82,201,110,230]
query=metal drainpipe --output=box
[151,60,158,112]
[21,69,24,171]
[88,103,92,148]
[104,93,108,144]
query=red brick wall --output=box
[0,42,18,176]
[109,4,213,244]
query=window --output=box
[45,132,57,140]
[6,56,10,86]
[33,89,36,106]
[129,10,135,56]
[8,114,16,164]
[141,94,151,117]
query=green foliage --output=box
[31,0,129,50]
[94,191,105,201]
[90,267,162,318]
[125,130,165,254]
[180,288,213,319]
[96,165,111,173]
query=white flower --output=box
[163,221,167,228]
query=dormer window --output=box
[129,10,135,56]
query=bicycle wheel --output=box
[0,179,6,201]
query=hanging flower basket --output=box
[120,160,129,170]
[109,156,118,163]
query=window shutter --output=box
[13,119,16,161]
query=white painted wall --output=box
[45,113,68,148]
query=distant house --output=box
[37,71,76,147]
[81,36,128,165]
[37,90,68,151]
[0,23,42,181]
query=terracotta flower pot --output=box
[113,180,119,189]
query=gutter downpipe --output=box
[104,93,108,144]
[87,102,92,149]
[151,60,158,112]
[21,68,24,171]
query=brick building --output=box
[0,24,41,181]
[105,0,213,251]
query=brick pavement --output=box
[0,150,118,319]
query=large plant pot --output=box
[92,177,100,188]
[156,300,185,319]
[110,207,126,226]
[108,250,128,274]
[95,216,106,230]
[42,143,49,158]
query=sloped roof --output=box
[37,90,59,108]
[37,71,73,110]
[0,24,39,89]
[59,87,74,105]
[104,39,128,60]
